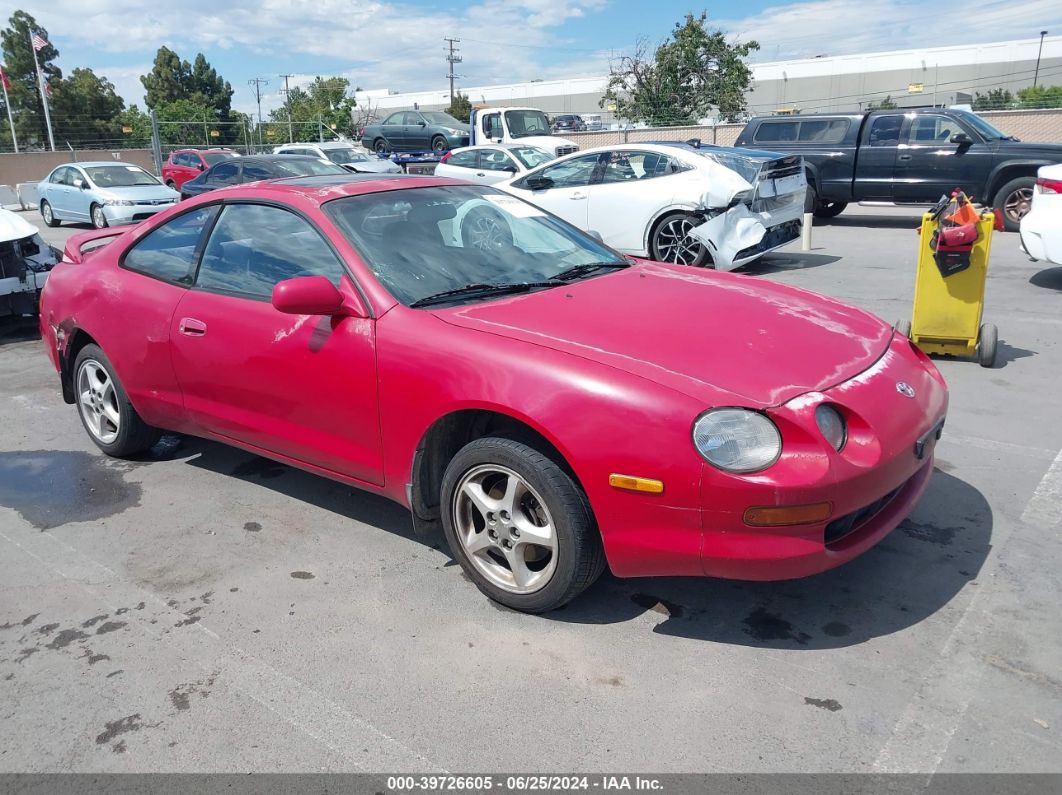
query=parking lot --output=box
[1,204,1060,773]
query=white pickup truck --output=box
[469,107,579,159]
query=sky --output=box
[8,0,1062,117]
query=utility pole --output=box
[248,77,268,151]
[1034,31,1049,88]
[444,38,462,103]
[279,74,294,142]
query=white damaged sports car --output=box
[498,140,807,270]
[1,209,58,319]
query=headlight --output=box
[103,199,134,206]
[692,409,782,473]
[815,404,847,451]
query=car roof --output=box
[239,154,327,163]
[176,148,234,153]
[63,161,151,169]
[219,174,466,204]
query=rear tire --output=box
[978,323,998,368]
[373,138,389,154]
[40,200,60,227]
[73,344,161,457]
[813,201,848,219]
[441,437,605,613]
[649,211,712,267]
[993,177,1035,232]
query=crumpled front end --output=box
[1,230,59,318]
[688,152,807,271]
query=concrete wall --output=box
[0,149,156,189]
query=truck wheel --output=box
[978,323,998,368]
[814,201,848,219]
[40,200,60,227]
[440,437,605,613]
[373,138,388,154]
[431,136,448,155]
[993,177,1035,232]
[74,343,161,457]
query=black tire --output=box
[165,180,176,189]
[441,437,605,613]
[40,200,60,227]
[649,211,712,267]
[895,319,912,338]
[993,177,1035,232]
[978,323,998,368]
[461,206,514,252]
[813,201,848,219]
[431,136,448,155]
[73,343,161,457]
[373,138,389,154]
[90,203,108,230]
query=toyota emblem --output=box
[896,382,916,398]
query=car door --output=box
[587,150,681,254]
[507,153,604,229]
[43,167,74,217]
[405,111,429,150]
[894,114,989,202]
[168,201,383,484]
[436,148,480,181]
[67,167,93,221]
[853,114,903,201]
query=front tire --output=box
[649,211,712,267]
[993,177,1035,232]
[90,203,108,230]
[40,200,60,227]
[441,437,605,613]
[373,138,389,154]
[74,344,161,457]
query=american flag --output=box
[0,66,10,91]
[31,33,49,52]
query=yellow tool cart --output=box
[896,192,998,368]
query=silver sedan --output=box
[37,162,180,229]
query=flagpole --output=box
[29,30,55,152]
[0,70,17,153]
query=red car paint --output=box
[161,149,235,190]
[40,176,948,581]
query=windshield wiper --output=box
[551,261,630,282]
[409,281,561,308]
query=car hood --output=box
[0,208,39,243]
[97,184,180,201]
[435,262,892,408]
[996,140,1062,157]
[514,134,576,152]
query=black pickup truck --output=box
[734,109,1062,230]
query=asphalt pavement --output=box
[1,205,1060,773]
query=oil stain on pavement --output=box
[0,450,141,530]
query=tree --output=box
[601,12,758,126]
[1017,85,1062,109]
[141,47,238,143]
[140,46,189,109]
[867,95,898,110]
[973,88,1014,111]
[267,76,357,142]
[446,91,472,123]
[0,10,61,149]
[50,67,126,147]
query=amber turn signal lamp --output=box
[743,502,833,527]
[609,474,665,494]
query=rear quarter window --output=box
[753,119,850,144]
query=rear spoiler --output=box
[62,225,135,264]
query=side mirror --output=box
[950,133,972,145]
[272,276,347,316]
[503,165,518,173]
[526,175,554,191]
[586,230,604,243]
[418,121,426,127]
[75,179,87,190]
[198,163,205,171]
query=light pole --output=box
[1034,30,1048,88]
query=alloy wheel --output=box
[464,212,511,252]
[654,216,705,266]
[92,206,107,229]
[1004,187,1033,224]
[453,464,558,594]
[41,203,53,224]
[77,360,120,444]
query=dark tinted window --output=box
[122,206,218,285]
[446,150,478,168]
[599,151,678,183]
[207,162,239,184]
[241,164,274,181]
[867,115,902,147]
[203,153,231,166]
[196,204,345,299]
[753,121,799,143]
[797,119,849,142]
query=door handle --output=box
[569,192,586,199]
[179,317,207,336]
[475,172,486,177]
[898,154,913,161]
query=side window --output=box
[907,116,958,144]
[196,204,345,300]
[122,206,219,285]
[70,168,87,187]
[797,119,849,143]
[866,115,902,147]
[404,112,424,126]
[483,114,500,138]
[754,121,798,143]
[446,150,478,168]
[478,149,515,171]
[599,151,674,183]
[382,112,404,125]
[49,168,66,184]
[207,162,239,184]
[529,154,603,189]
[242,164,273,181]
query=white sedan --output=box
[1020,163,1062,267]
[496,142,807,270]
[435,144,554,185]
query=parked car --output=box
[180,155,349,199]
[735,108,1062,230]
[273,142,401,174]
[162,149,238,190]
[582,114,605,131]
[1020,163,1062,267]
[469,107,578,158]
[434,144,554,184]
[37,162,179,229]
[1,208,58,318]
[551,114,587,133]
[360,110,469,154]
[497,141,806,270]
[40,175,947,613]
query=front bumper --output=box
[103,202,177,225]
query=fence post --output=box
[318,115,324,143]
[149,110,163,175]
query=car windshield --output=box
[955,111,1008,141]
[84,165,160,187]
[510,146,553,169]
[323,148,364,164]
[203,153,232,166]
[273,159,349,176]
[422,112,463,126]
[324,184,628,306]
[505,110,551,138]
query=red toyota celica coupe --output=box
[39,174,948,613]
